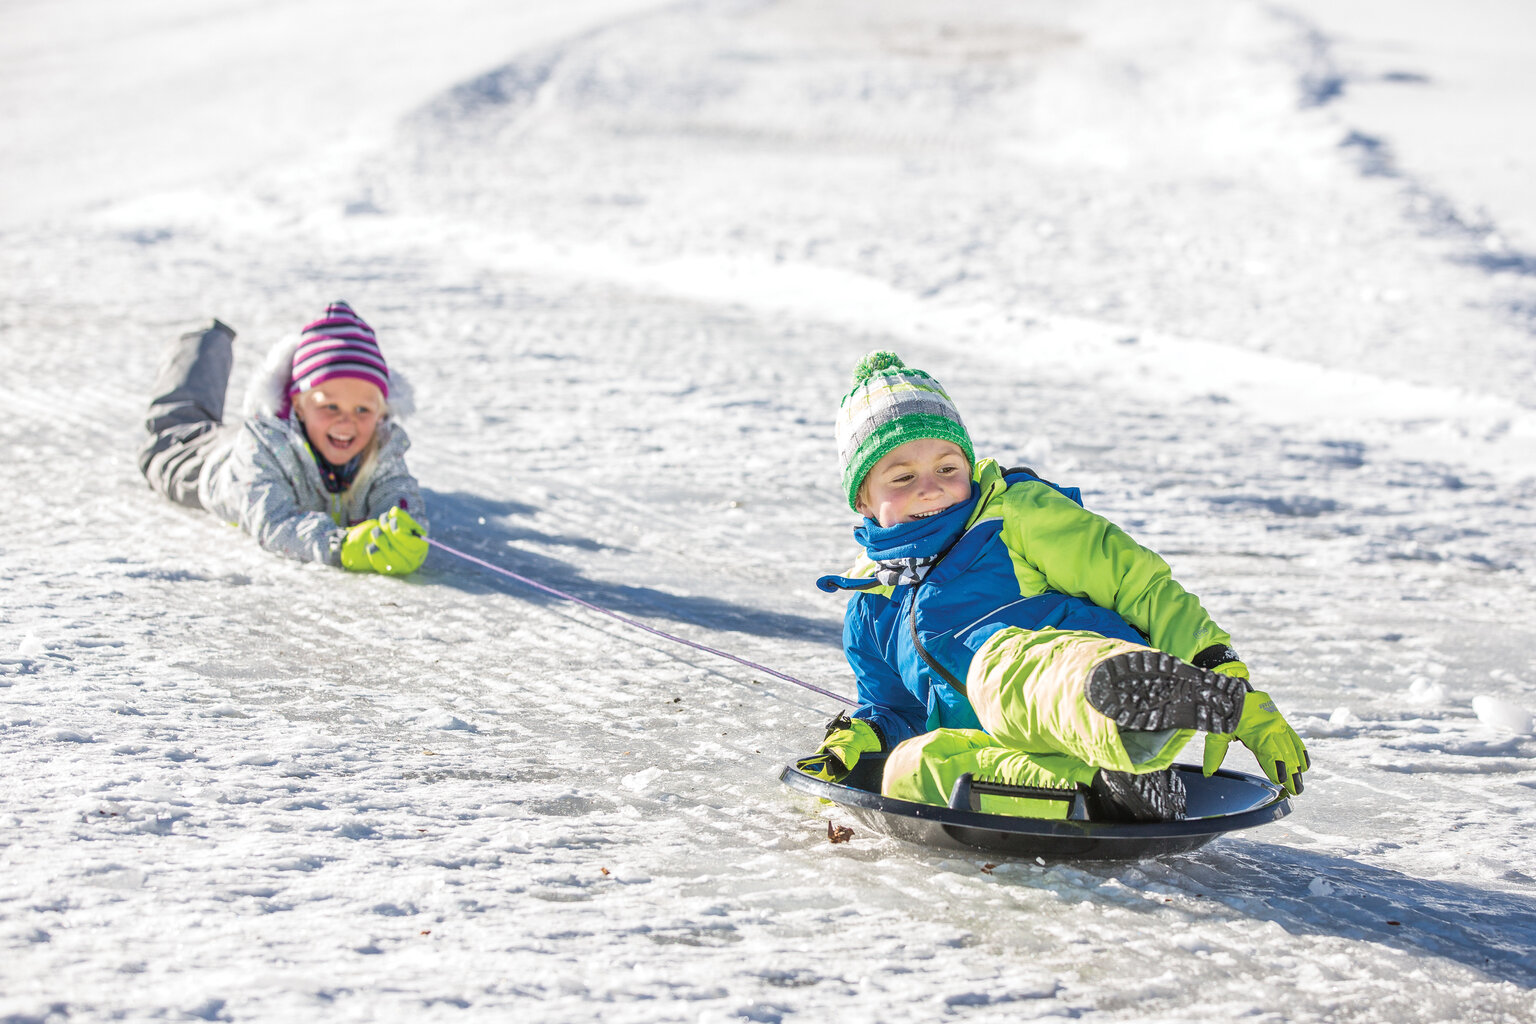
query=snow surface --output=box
[4,1,1536,1021]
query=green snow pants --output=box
[881,627,1195,813]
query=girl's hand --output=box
[340,519,381,572]
[375,508,428,574]
[339,509,428,576]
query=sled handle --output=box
[948,773,1090,821]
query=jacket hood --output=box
[242,333,415,421]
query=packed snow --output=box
[3,1,1535,1022]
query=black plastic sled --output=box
[780,755,1291,861]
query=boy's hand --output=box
[1202,690,1310,796]
[339,509,428,576]
[794,715,881,783]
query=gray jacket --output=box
[197,334,426,566]
[200,415,424,566]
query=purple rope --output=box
[427,538,853,706]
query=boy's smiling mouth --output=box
[911,506,950,519]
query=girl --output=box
[138,301,428,575]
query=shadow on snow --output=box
[416,488,842,648]
[1164,841,1536,989]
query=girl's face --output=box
[294,377,384,465]
[856,437,971,527]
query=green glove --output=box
[1203,689,1310,795]
[376,507,428,573]
[1195,660,1248,779]
[340,518,381,572]
[794,714,882,783]
[339,508,429,576]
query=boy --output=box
[800,352,1308,821]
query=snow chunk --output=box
[1405,677,1447,704]
[1471,696,1535,736]
[416,712,478,732]
[47,728,93,743]
[85,865,147,890]
[370,901,419,916]
[1304,707,1360,737]
[15,635,47,658]
[132,809,190,836]
[622,767,665,792]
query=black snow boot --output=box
[1086,650,1246,734]
[1087,767,1188,822]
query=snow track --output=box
[3,1,1535,1021]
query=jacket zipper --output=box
[897,480,1000,700]
[907,587,969,696]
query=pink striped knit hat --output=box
[287,301,390,410]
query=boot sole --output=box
[1089,767,1189,822]
[1087,650,1245,733]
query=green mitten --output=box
[339,509,428,576]
[1199,660,1247,776]
[794,715,882,783]
[1203,689,1310,795]
[376,507,428,574]
[340,519,381,572]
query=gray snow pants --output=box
[138,319,238,509]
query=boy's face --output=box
[294,377,384,465]
[856,438,971,527]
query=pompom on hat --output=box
[286,301,389,411]
[835,351,974,510]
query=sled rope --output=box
[427,538,853,705]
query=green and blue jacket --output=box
[817,459,1240,749]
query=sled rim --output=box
[780,760,1292,860]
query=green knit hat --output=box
[835,351,974,510]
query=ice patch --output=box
[1471,696,1535,736]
